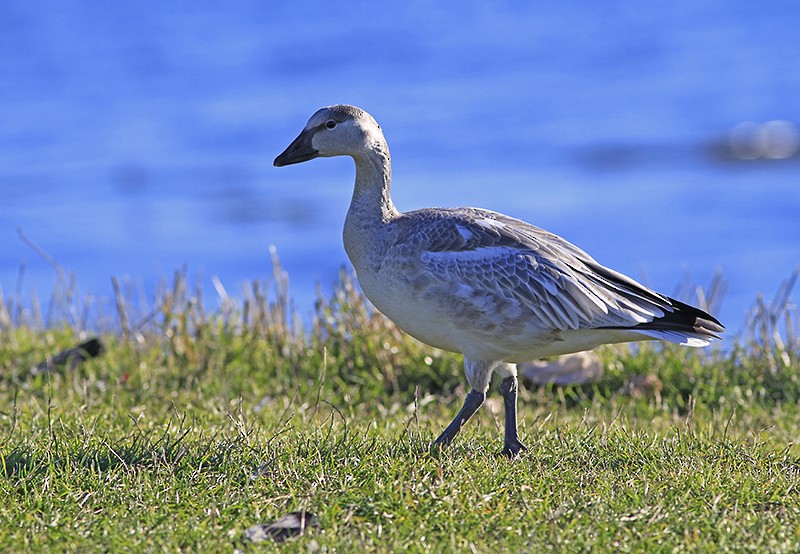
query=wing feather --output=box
[388,207,681,332]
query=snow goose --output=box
[274,105,724,457]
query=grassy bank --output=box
[1,264,799,552]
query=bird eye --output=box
[325,120,337,129]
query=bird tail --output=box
[605,298,724,347]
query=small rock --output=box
[242,511,319,543]
[621,374,663,399]
[33,337,105,376]
[521,351,604,385]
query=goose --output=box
[274,105,724,458]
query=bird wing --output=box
[387,207,677,332]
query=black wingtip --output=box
[633,297,724,340]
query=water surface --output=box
[2,1,799,332]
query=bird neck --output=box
[348,141,399,226]
[343,142,399,270]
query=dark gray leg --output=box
[433,389,486,448]
[500,375,527,458]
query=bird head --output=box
[274,104,383,166]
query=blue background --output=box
[2,1,799,332]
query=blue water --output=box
[2,1,799,332]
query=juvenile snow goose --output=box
[274,105,723,458]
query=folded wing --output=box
[390,207,723,345]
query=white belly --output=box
[355,266,641,363]
[356,269,464,352]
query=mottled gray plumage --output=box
[388,206,721,340]
[274,104,723,457]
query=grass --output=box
[1,259,799,552]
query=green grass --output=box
[1,265,799,552]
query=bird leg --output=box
[500,375,527,458]
[433,389,486,449]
